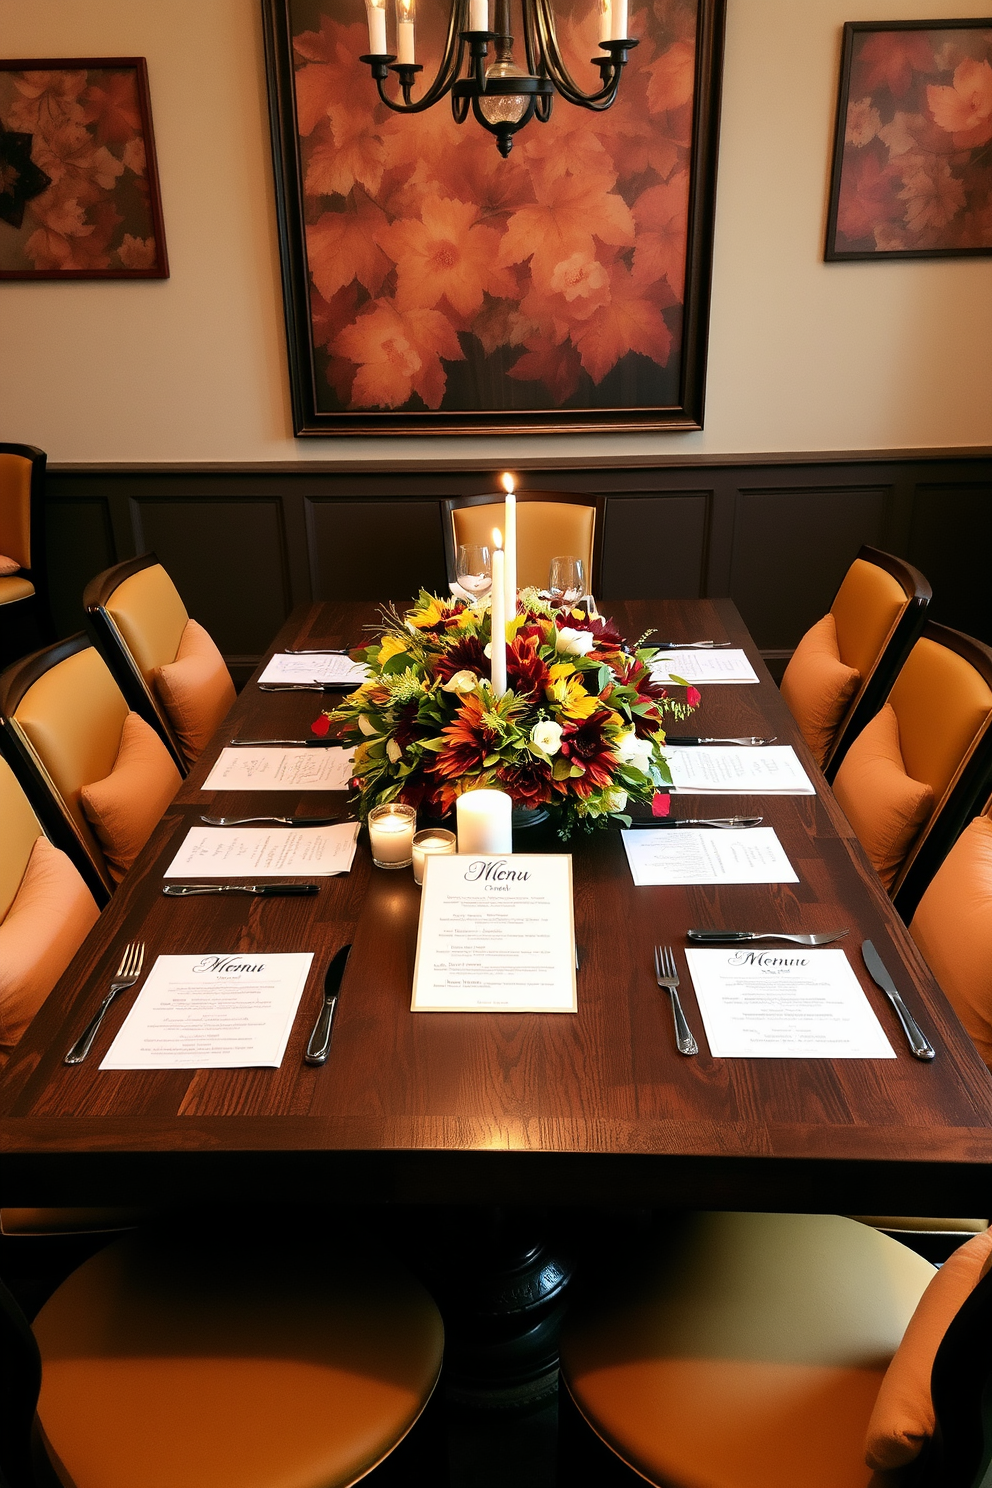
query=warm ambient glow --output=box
[501,472,515,495]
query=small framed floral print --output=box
[826,19,992,260]
[0,58,168,279]
[262,0,726,436]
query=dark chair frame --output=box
[0,443,55,652]
[0,635,114,905]
[83,552,189,775]
[442,489,606,597]
[892,621,992,922]
[822,545,932,782]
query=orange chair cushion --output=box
[910,815,992,1068]
[0,836,99,1061]
[80,712,181,883]
[833,704,934,891]
[781,615,861,766]
[33,1228,444,1488]
[0,574,34,603]
[153,619,235,765]
[0,553,20,575]
[866,1228,992,1469]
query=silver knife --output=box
[862,940,935,1061]
[652,641,732,649]
[665,736,777,747]
[626,815,763,829]
[257,682,343,692]
[284,647,351,654]
[688,929,848,946]
[305,943,352,1065]
[225,738,345,748]
[162,883,321,896]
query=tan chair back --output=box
[831,558,908,681]
[890,637,992,814]
[451,500,595,592]
[0,752,42,923]
[0,452,32,570]
[105,563,189,682]
[11,647,128,888]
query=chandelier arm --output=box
[520,0,540,81]
[531,0,621,108]
[373,0,468,112]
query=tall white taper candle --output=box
[501,472,517,616]
[610,0,628,39]
[469,0,489,29]
[490,532,507,697]
[366,0,388,52]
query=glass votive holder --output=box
[412,828,457,886]
[368,803,416,869]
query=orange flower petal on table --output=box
[631,170,689,295]
[333,299,464,410]
[927,57,992,150]
[856,31,935,99]
[644,39,695,115]
[307,192,391,300]
[375,195,517,318]
[572,259,673,384]
[79,71,141,147]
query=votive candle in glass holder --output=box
[456,789,512,855]
[368,803,416,868]
[412,828,457,885]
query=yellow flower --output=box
[378,634,409,663]
[546,662,599,721]
[407,597,448,630]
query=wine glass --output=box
[455,544,492,598]
[549,556,586,606]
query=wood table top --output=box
[4,598,992,1215]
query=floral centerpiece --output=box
[315,590,700,838]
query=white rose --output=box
[556,626,597,656]
[441,669,478,695]
[530,721,563,756]
[616,730,652,772]
[358,714,379,737]
[386,738,402,763]
[602,788,629,812]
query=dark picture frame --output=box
[262,0,725,437]
[0,57,168,280]
[825,19,992,261]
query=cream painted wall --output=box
[0,0,989,463]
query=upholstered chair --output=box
[780,547,930,776]
[0,1222,444,1488]
[443,491,601,594]
[0,636,182,903]
[559,1211,992,1488]
[831,622,992,917]
[84,552,236,772]
[0,443,53,669]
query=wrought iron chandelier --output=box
[359,0,638,157]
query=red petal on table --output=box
[686,685,701,708]
[652,792,671,817]
[311,714,331,736]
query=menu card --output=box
[412,854,576,1012]
[100,952,314,1069]
[651,649,759,685]
[258,652,366,686]
[666,746,816,795]
[685,947,896,1058]
[622,827,798,887]
[202,746,354,793]
[163,822,359,878]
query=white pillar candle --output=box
[490,532,507,696]
[501,473,517,616]
[598,0,612,45]
[366,0,388,53]
[368,803,416,868]
[469,0,489,30]
[412,828,456,885]
[610,0,628,39]
[456,790,512,855]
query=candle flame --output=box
[492,527,503,548]
[501,472,515,495]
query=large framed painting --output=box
[262,0,725,436]
[826,19,992,261]
[0,58,168,279]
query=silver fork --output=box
[200,814,342,827]
[65,940,145,1065]
[654,945,698,1056]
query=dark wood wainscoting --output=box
[45,452,991,683]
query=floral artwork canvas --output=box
[263,0,724,434]
[0,58,168,279]
[826,20,992,260]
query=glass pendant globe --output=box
[478,59,530,124]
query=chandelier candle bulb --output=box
[456,790,513,855]
[490,532,507,696]
[395,0,416,63]
[365,0,388,52]
[501,473,517,615]
[610,0,628,39]
[412,829,457,886]
[598,0,612,45]
[469,0,489,29]
[368,803,416,868]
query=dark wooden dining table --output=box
[4,597,992,1221]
